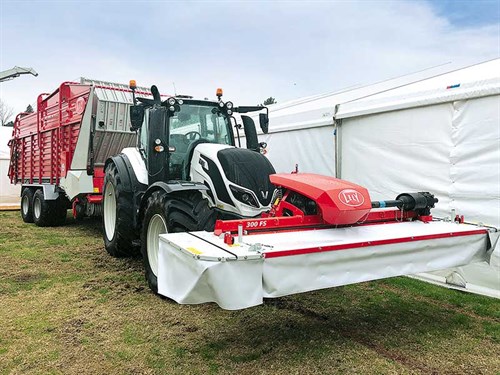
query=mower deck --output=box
[157,220,498,310]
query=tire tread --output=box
[140,190,216,293]
[103,163,139,257]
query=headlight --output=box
[168,97,176,105]
[178,99,184,105]
[227,109,233,115]
[219,102,224,108]
[226,101,233,109]
[169,105,175,111]
[229,185,259,208]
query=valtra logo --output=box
[338,189,365,207]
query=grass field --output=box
[0,210,499,374]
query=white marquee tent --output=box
[258,59,500,298]
[0,125,20,209]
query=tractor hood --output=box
[190,143,276,218]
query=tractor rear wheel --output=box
[103,163,138,257]
[141,190,216,293]
[21,188,34,223]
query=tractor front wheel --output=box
[141,190,216,293]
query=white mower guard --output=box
[157,220,499,310]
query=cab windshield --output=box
[169,104,232,145]
[168,103,232,180]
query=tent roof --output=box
[336,58,500,119]
[263,58,500,133]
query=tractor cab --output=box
[129,82,269,185]
[138,99,235,181]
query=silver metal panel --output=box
[92,130,136,166]
[80,77,155,103]
[96,100,132,132]
[78,79,142,167]
[67,78,157,170]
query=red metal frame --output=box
[214,173,427,236]
[214,173,438,245]
[9,82,91,187]
[86,195,103,204]
[92,167,105,194]
[214,208,422,235]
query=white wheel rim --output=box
[22,195,29,215]
[147,214,167,277]
[103,182,117,241]
[33,197,41,219]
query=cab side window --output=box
[139,111,149,159]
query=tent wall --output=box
[248,59,499,298]
[338,103,453,219]
[0,126,20,210]
[338,94,499,227]
[259,125,335,175]
[338,94,500,298]
[0,159,20,209]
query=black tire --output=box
[51,196,68,226]
[141,190,216,293]
[102,162,138,257]
[32,189,65,227]
[20,188,34,223]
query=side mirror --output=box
[130,105,145,131]
[259,113,269,134]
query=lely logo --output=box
[338,189,365,207]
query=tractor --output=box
[102,82,276,292]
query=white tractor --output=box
[102,82,275,292]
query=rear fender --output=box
[104,154,146,193]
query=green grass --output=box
[0,210,499,374]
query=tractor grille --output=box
[217,148,276,206]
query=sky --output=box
[0,0,499,116]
